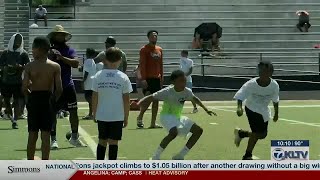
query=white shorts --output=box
[160,114,195,137]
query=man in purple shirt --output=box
[47,25,86,149]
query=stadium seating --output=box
[26,0,320,77]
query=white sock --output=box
[178,146,190,157]
[153,146,164,158]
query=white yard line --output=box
[209,123,218,125]
[78,126,97,157]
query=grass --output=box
[0,100,319,160]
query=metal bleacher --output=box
[28,0,320,78]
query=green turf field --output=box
[0,100,319,160]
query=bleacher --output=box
[27,0,320,79]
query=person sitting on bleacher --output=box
[296,10,311,32]
[192,22,222,56]
[34,5,48,27]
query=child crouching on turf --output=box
[92,47,133,160]
[233,61,279,160]
[138,70,217,160]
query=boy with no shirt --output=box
[23,37,63,160]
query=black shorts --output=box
[1,84,24,99]
[84,90,93,102]
[97,121,123,140]
[143,78,161,95]
[245,106,268,134]
[56,86,78,111]
[27,91,55,132]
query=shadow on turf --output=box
[0,128,14,131]
[15,146,84,152]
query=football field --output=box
[0,100,319,160]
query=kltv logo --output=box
[272,148,309,161]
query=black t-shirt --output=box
[0,50,30,85]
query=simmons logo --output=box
[272,148,308,161]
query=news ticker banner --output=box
[1,160,320,179]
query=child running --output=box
[139,70,216,160]
[233,61,279,160]
[92,47,132,160]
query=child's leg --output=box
[97,121,108,160]
[174,124,203,159]
[153,127,178,159]
[241,107,268,160]
[108,139,119,160]
[40,131,51,160]
[97,139,107,160]
[27,131,38,160]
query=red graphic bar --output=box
[71,170,320,180]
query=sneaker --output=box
[51,140,59,150]
[82,115,93,120]
[148,124,163,129]
[150,156,160,160]
[242,156,253,160]
[234,128,242,147]
[12,122,18,129]
[192,108,198,114]
[137,119,144,128]
[63,111,69,117]
[172,154,184,160]
[69,138,87,147]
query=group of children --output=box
[26,34,279,160]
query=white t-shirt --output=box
[83,58,96,90]
[35,8,47,16]
[96,62,104,72]
[180,57,193,82]
[92,69,133,121]
[234,77,280,122]
[153,86,194,118]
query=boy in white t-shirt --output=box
[92,47,133,160]
[139,70,216,160]
[82,48,96,120]
[233,61,279,160]
[180,50,198,113]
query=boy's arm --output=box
[123,93,130,128]
[273,102,279,122]
[22,64,31,96]
[138,95,154,112]
[191,95,217,116]
[83,71,89,82]
[272,84,280,122]
[54,65,63,101]
[92,92,98,122]
[236,100,243,117]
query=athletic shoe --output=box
[63,111,69,118]
[172,154,184,160]
[234,128,242,147]
[12,122,18,129]
[51,140,59,150]
[56,112,64,119]
[137,119,144,128]
[82,115,93,120]
[69,138,87,147]
[242,156,253,160]
[148,124,163,129]
[192,108,198,114]
[150,156,160,160]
